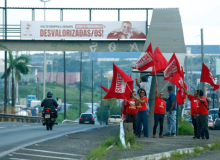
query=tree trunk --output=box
[12,76,15,107]
[16,80,19,104]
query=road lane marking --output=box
[22,125,30,127]
[0,125,105,158]
[22,148,83,156]
[12,152,78,160]
[10,158,30,160]
[0,127,5,129]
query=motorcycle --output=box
[43,108,58,130]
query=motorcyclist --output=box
[41,91,58,125]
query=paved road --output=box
[0,122,105,159]
[74,102,100,125]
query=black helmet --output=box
[47,91,53,98]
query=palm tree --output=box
[1,51,30,107]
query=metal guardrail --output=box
[0,113,42,123]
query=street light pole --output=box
[201,28,205,93]
[4,0,7,113]
[92,59,94,114]
[100,68,103,125]
[40,0,51,98]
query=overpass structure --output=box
[1,7,186,136]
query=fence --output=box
[0,113,42,123]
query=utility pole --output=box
[64,51,66,120]
[201,28,205,93]
[79,52,82,117]
[100,68,103,125]
[4,0,7,113]
[92,59,94,114]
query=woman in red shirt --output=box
[124,91,138,134]
[135,88,149,138]
[153,83,166,138]
[195,90,209,140]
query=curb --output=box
[120,146,207,160]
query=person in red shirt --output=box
[135,88,149,138]
[182,86,205,139]
[195,90,209,140]
[124,91,138,134]
[121,100,128,120]
[153,83,166,138]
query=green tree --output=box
[1,51,30,107]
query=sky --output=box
[0,0,219,59]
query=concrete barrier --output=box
[0,113,42,123]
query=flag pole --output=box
[126,83,133,92]
[126,83,136,97]
[154,65,158,84]
[161,81,170,92]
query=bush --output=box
[178,118,194,135]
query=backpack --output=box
[205,98,210,110]
[201,98,210,110]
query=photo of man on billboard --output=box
[107,21,146,39]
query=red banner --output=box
[150,47,168,74]
[163,53,181,81]
[132,43,154,71]
[100,85,109,93]
[103,63,133,99]
[200,63,220,91]
[170,67,187,105]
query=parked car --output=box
[108,115,121,125]
[208,115,214,129]
[79,113,95,124]
[209,108,219,121]
[213,118,220,130]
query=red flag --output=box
[100,85,109,93]
[150,47,168,74]
[132,43,154,71]
[103,63,134,99]
[200,63,220,91]
[163,53,181,81]
[170,67,187,105]
[176,87,187,105]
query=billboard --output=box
[21,21,146,40]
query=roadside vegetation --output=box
[0,82,101,122]
[87,134,141,160]
[96,98,122,124]
[178,118,194,135]
[159,139,220,160]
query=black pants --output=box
[153,114,165,136]
[192,116,205,137]
[126,113,137,134]
[196,114,209,139]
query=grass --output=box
[0,82,102,122]
[87,137,115,160]
[210,139,220,151]
[87,134,140,160]
[159,140,220,160]
[178,118,194,135]
[0,82,101,104]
